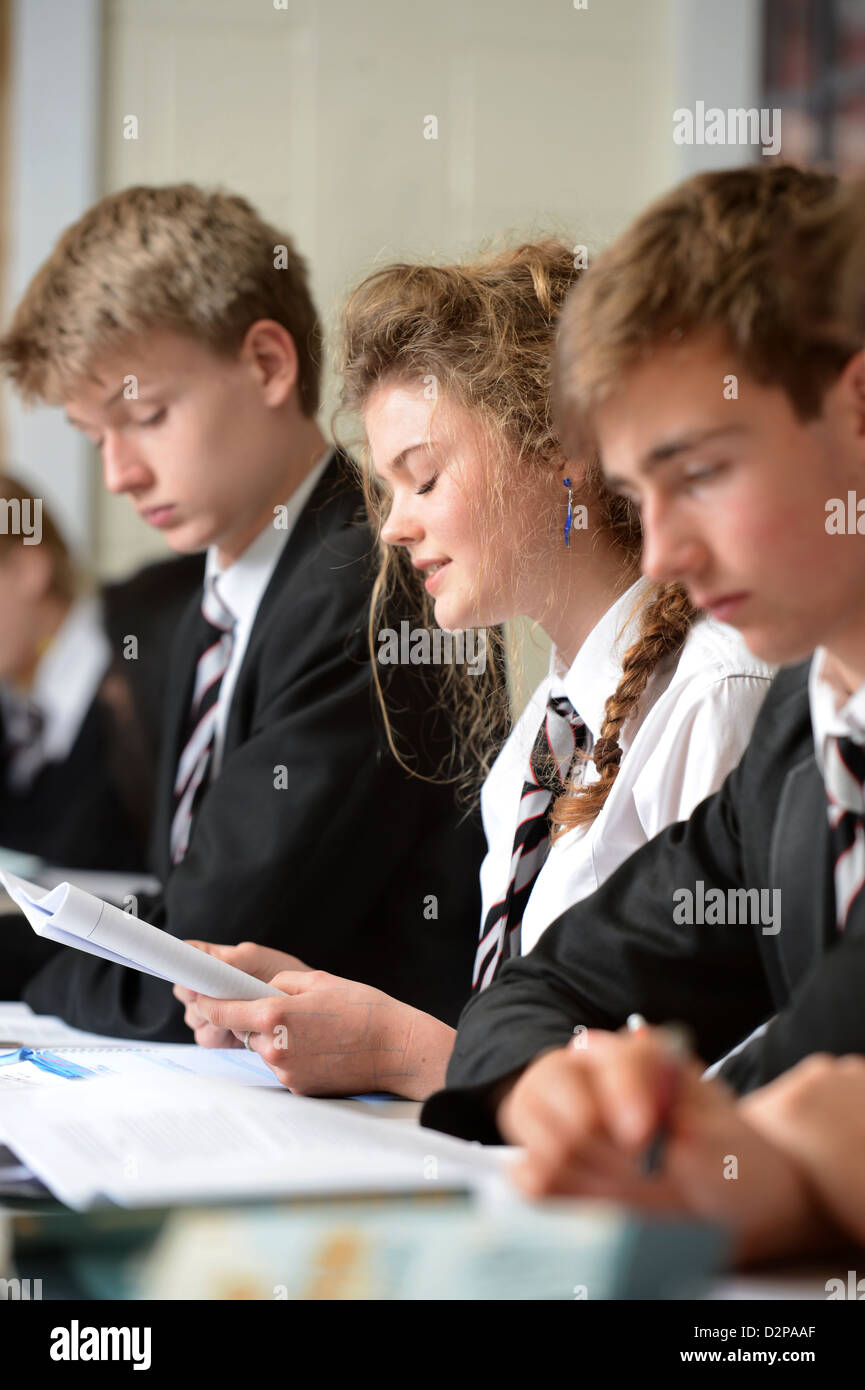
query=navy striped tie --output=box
[2,697,45,792]
[472,694,589,991]
[824,734,865,932]
[169,577,236,866]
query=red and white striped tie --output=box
[169,576,236,866]
[472,693,588,992]
[824,734,865,932]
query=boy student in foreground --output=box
[178,240,772,1098]
[0,184,488,1039]
[414,163,865,1147]
[447,175,865,1270]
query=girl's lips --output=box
[706,594,747,622]
[424,561,451,594]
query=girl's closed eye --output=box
[416,472,439,496]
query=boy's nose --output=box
[101,432,153,495]
[640,502,707,588]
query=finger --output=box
[194,1022,238,1050]
[183,1003,207,1031]
[590,1031,687,1151]
[502,1061,604,1164]
[191,994,268,1034]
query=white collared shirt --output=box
[0,595,112,786]
[205,448,333,776]
[479,578,776,955]
[808,646,865,781]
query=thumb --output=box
[269,969,322,995]
[185,939,233,959]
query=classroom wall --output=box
[93,0,682,703]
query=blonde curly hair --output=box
[338,239,696,826]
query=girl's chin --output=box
[433,600,477,633]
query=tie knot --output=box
[530,692,588,792]
[4,695,44,749]
[201,576,235,634]
[826,734,865,816]
[547,693,578,723]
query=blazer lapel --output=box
[221,450,366,757]
[767,751,835,993]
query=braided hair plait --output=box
[550,581,698,839]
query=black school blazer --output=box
[422,659,862,1142]
[23,452,486,1040]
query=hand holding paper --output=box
[0,871,284,1001]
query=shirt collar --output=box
[205,448,333,625]
[550,577,652,744]
[0,596,112,765]
[809,646,865,776]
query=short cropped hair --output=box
[0,184,322,415]
[555,164,858,457]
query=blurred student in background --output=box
[0,470,204,878]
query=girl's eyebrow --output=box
[376,441,431,480]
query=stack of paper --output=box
[0,1071,513,1210]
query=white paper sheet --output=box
[0,1072,515,1209]
[0,871,283,1000]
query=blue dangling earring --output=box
[563,477,574,548]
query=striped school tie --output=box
[2,697,45,792]
[169,576,236,866]
[472,693,589,992]
[824,734,865,932]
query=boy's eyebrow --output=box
[64,381,150,429]
[605,425,747,489]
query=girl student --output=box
[176,239,773,1097]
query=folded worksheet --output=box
[0,870,283,1000]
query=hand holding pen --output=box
[497,1018,700,1199]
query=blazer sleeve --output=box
[421,750,775,1141]
[22,520,474,1040]
[718,937,865,1092]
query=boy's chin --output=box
[160,526,211,556]
[737,621,813,669]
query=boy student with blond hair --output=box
[420,163,865,1147]
[0,184,487,1039]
